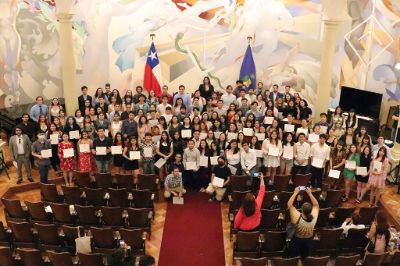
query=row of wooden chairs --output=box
[38,184,155,208]
[233,230,399,266]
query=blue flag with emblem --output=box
[239,44,256,90]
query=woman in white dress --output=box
[262,129,282,184]
[110,113,122,138]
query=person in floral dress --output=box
[58,133,75,186]
[78,131,96,174]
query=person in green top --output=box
[343,144,360,202]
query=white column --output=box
[57,12,78,115]
[315,20,341,117]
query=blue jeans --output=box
[39,164,49,183]
[143,160,155,174]
[95,160,110,173]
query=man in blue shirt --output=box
[173,85,191,108]
[30,96,49,122]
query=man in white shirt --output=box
[192,131,201,148]
[310,134,330,189]
[221,85,237,107]
[292,133,310,181]
[236,89,251,108]
[157,95,172,115]
[372,136,392,161]
[240,142,257,176]
[214,100,227,117]
[183,140,200,190]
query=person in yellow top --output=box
[287,186,319,260]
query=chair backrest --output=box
[293,173,311,187]
[261,191,278,209]
[273,175,291,192]
[1,198,25,219]
[101,207,123,227]
[132,190,153,209]
[270,256,300,266]
[325,189,344,207]
[302,191,321,204]
[345,228,369,249]
[317,228,344,250]
[389,250,400,266]
[84,188,105,206]
[40,183,61,203]
[236,257,268,266]
[358,206,379,225]
[48,251,74,266]
[75,171,91,187]
[34,223,59,245]
[304,256,330,266]
[108,188,128,207]
[75,205,99,226]
[61,225,84,246]
[334,207,356,226]
[230,175,251,191]
[236,231,260,252]
[126,208,152,228]
[78,252,104,266]
[49,203,73,224]
[0,222,8,242]
[137,174,159,191]
[90,227,115,248]
[119,228,145,250]
[25,201,48,222]
[278,191,292,209]
[230,190,251,211]
[363,252,388,266]
[315,208,332,228]
[0,247,13,266]
[115,173,134,190]
[263,231,286,252]
[18,248,43,266]
[335,255,360,266]
[61,185,83,205]
[8,221,34,243]
[260,209,280,230]
[94,172,114,189]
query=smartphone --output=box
[299,186,306,191]
[253,172,259,178]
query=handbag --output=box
[75,228,92,254]
[286,215,301,241]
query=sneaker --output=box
[16,179,22,184]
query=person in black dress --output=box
[198,76,214,101]
[356,146,372,203]
[156,131,173,182]
[122,137,139,179]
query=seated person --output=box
[206,156,231,202]
[233,173,265,231]
[341,212,365,237]
[164,167,186,199]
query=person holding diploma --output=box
[92,128,112,173]
[112,133,124,174]
[47,123,61,173]
[140,133,156,174]
[182,139,200,190]
[31,133,52,183]
[280,133,294,175]
[164,167,186,200]
[310,134,330,189]
[342,144,360,202]
[367,147,389,207]
[156,131,173,182]
[262,130,282,184]
[77,131,96,174]
[356,146,372,203]
[240,142,257,177]
[329,141,346,189]
[58,133,75,186]
[122,137,139,178]
[292,133,310,181]
[233,173,265,231]
[206,156,231,202]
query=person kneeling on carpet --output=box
[206,156,231,202]
[164,166,186,199]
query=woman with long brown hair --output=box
[366,210,391,254]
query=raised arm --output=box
[288,186,300,209]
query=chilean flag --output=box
[143,42,162,97]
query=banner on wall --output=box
[144,42,162,97]
[239,44,256,90]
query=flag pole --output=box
[247,36,252,46]
[150,33,155,41]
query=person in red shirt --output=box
[158,85,173,105]
[234,173,265,231]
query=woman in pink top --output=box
[234,175,265,231]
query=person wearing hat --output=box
[206,156,231,202]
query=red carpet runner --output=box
[158,192,225,266]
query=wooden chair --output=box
[0,222,10,247]
[90,227,117,254]
[261,231,286,257]
[313,228,343,256]
[324,189,344,207]
[94,172,114,189]
[302,190,322,205]
[131,189,154,209]
[303,256,330,266]
[49,203,75,225]
[136,174,159,192]
[230,191,251,213]
[34,223,61,251]
[119,228,146,256]
[101,207,124,227]
[363,252,388,266]
[334,207,356,227]
[0,247,14,266]
[78,252,104,266]
[75,171,92,188]
[341,228,369,254]
[270,257,300,266]
[126,208,152,235]
[60,225,84,252]
[388,250,400,266]
[39,183,62,203]
[358,206,379,226]
[75,205,100,227]
[115,173,134,190]
[107,188,129,207]
[84,188,106,206]
[48,251,74,266]
[233,231,260,258]
[278,191,292,209]
[259,209,281,231]
[236,257,267,266]
[315,208,332,228]
[1,198,27,222]
[25,201,50,224]
[293,173,311,187]
[18,248,45,266]
[8,221,36,248]
[273,175,291,192]
[230,175,251,192]
[61,185,84,205]
[334,254,360,266]
[261,191,278,209]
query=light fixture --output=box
[395,62,400,71]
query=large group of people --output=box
[8,78,392,205]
